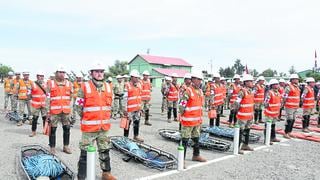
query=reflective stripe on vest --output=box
[49,80,72,114]
[181,86,203,127]
[230,83,240,104]
[81,80,112,133]
[236,88,254,121]
[264,90,281,118]
[303,86,315,109]
[284,84,300,109]
[254,84,264,103]
[31,82,46,108]
[126,82,142,112]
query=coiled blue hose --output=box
[23,154,64,179]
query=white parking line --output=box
[137,138,291,180]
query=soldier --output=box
[29,71,47,137]
[282,74,300,139]
[254,76,265,124]
[141,71,152,126]
[264,79,281,144]
[235,74,255,154]
[167,73,180,122]
[122,69,144,142]
[179,72,207,168]
[71,73,83,123]
[228,74,241,127]
[76,63,116,180]
[161,77,170,114]
[209,73,224,127]
[46,65,73,154]
[204,79,211,111]
[12,72,21,112]
[16,71,33,126]
[278,78,286,120]
[179,73,192,130]
[301,77,315,132]
[122,74,129,83]
[3,71,14,112]
[112,75,124,119]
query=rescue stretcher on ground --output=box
[158,129,231,152]
[110,136,177,171]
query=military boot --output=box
[133,136,144,143]
[102,172,117,180]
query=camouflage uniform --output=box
[161,81,168,113]
[234,87,254,130]
[76,80,112,177]
[167,81,179,121]
[4,78,14,111]
[112,81,124,118]
[253,84,265,124]
[11,78,20,112]
[30,80,47,133]
[264,88,281,142]
[282,84,299,123]
[209,82,223,127]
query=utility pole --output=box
[147,48,150,54]
[210,59,213,74]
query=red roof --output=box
[153,68,190,78]
[137,54,192,67]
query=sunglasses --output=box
[93,70,105,73]
[57,71,66,73]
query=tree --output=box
[219,66,235,78]
[289,65,297,74]
[233,59,245,75]
[306,72,320,81]
[0,63,14,82]
[251,69,259,77]
[260,68,277,77]
[279,72,287,77]
[105,60,129,77]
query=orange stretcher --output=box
[275,129,320,142]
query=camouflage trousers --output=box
[181,125,201,138]
[19,99,31,119]
[124,111,141,137]
[161,97,167,112]
[237,119,253,130]
[50,113,70,127]
[265,116,277,124]
[284,108,298,121]
[79,130,111,151]
[11,95,18,112]
[31,106,47,117]
[254,103,263,110]
[142,100,151,111]
[4,92,13,110]
[112,98,124,117]
[303,108,313,116]
[167,100,178,109]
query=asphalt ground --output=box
[0,84,319,180]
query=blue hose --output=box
[23,154,64,179]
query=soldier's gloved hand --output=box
[46,114,51,122]
[123,111,128,117]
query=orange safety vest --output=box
[167,83,179,101]
[236,88,254,121]
[18,79,32,100]
[284,83,300,109]
[81,81,112,133]
[141,79,151,101]
[181,86,204,127]
[12,79,19,94]
[73,81,82,98]
[4,78,11,93]
[48,80,72,115]
[205,83,211,97]
[126,82,142,112]
[303,86,315,109]
[254,84,264,103]
[179,83,190,99]
[264,90,281,118]
[221,84,227,99]
[211,83,224,106]
[229,83,241,105]
[31,82,47,108]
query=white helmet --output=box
[107,77,113,82]
[8,71,14,76]
[116,75,123,79]
[36,71,45,76]
[279,78,285,83]
[220,77,226,81]
[171,73,178,78]
[76,72,82,77]
[165,76,172,81]
[191,72,203,79]
[306,77,315,83]
[90,62,105,71]
[130,69,140,78]
[227,79,231,83]
[184,73,192,79]
[257,76,265,81]
[242,74,254,82]
[142,70,150,76]
[22,71,30,75]
[289,74,299,79]
[269,79,279,85]
[122,74,129,78]
[15,72,21,75]
[212,73,220,78]
[56,65,66,72]
[233,74,241,79]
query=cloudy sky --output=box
[0,0,319,77]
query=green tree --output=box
[233,59,245,75]
[279,72,287,77]
[251,69,259,77]
[0,63,14,82]
[219,66,235,78]
[289,65,297,74]
[306,72,320,81]
[105,60,129,77]
[260,68,277,77]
